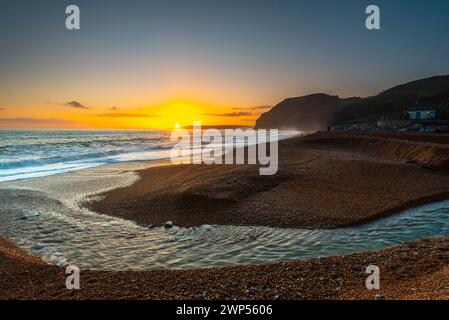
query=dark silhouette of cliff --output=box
[255,75,449,131]
[255,94,348,132]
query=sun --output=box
[175,123,180,129]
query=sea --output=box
[0,129,298,182]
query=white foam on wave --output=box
[0,162,105,182]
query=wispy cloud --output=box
[0,117,76,125]
[97,113,159,118]
[231,105,271,111]
[202,111,253,117]
[110,106,119,111]
[63,101,89,109]
[0,108,5,111]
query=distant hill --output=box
[255,94,347,132]
[381,75,449,96]
[255,75,449,131]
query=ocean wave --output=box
[0,130,173,182]
[0,129,298,182]
[0,145,172,169]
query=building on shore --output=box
[402,105,437,120]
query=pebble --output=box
[164,221,173,229]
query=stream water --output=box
[0,165,448,270]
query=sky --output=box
[1,0,449,129]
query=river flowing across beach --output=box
[1,130,449,270]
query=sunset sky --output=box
[1,0,449,129]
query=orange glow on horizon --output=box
[0,98,263,129]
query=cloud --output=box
[0,117,76,125]
[110,106,119,111]
[231,105,271,111]
[97,113,159,118]
[0,108,4,111]
[202,111,253,117]
[63,101,89,109]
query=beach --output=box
[2,131,449,299]
[87,131,449,229]
[1,234,449,300]
[2,0,449,303]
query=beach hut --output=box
[403,106,436,120]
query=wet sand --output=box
[2,131,449,299]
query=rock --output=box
[19,212,39,220]
[374,294,385,300]
[164,221,173,229]
[147,224,155,229]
